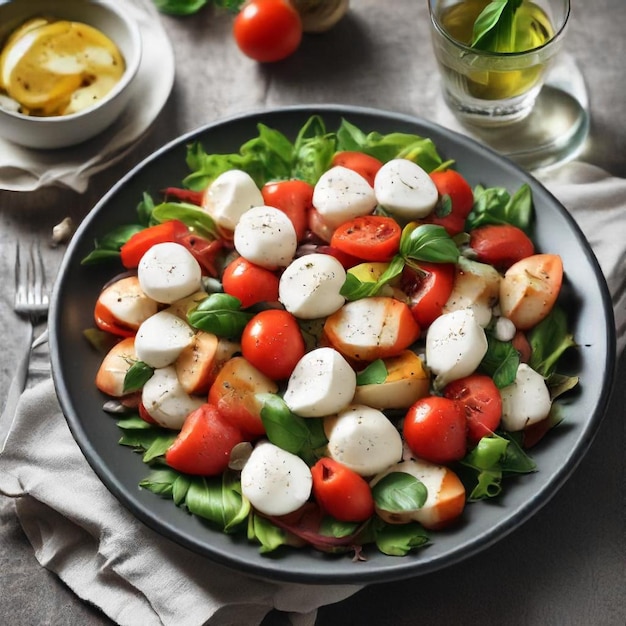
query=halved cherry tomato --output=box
[93,299,137,337]
[400,262,455,329]
[138,402,159,425]
[403,396,467,464]
[311,457,375,522]
[469,224,535,270]
[233,0,303,63]
[425,170,474,236]
[241,309,306,380]
[443,374,502,444]
[177,232,223,277]
[120,220,189,269]
[165,404,244,476]
[331,151,383,187]
[330,215,402,262]
[222,256,280,308]
[261,179,313,241]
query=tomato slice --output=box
[400,262,455,329]
[261,179,313,241]
[221,256,280,308]
[331,151,383,187]
[93,299,137,338]
[311,457,375,522]
[425,170,474,236]
[120,220,189,269]
[443,374,502,444]
[330,215,401,262]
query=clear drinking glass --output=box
[428,0,570,127]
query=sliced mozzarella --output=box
[278,253,346,319]
[425,308,488,388]
[233,205,297,269]
[371,458,466,529]
[97,275,158,330]
[138,242,202,304]
[324,404,403,476]
[240,441,312,516]
[202,169,264,231]
[312,165,377,228]
[283,347,356,417]
[443,257,501,327]
[500,363,552,431]
[135,310,195,368]
[374,158,438,220]
[141,366,204,429]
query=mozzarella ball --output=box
[312,165,377,228]
[425,308,488,388]
[135,310,195,368]
[500,363,552,431]
[138,242,202,304]
[241,442,312,516]
[234,205,297,269]
[141,366,204,429]
[324,404,403,476]
[279,253,346,319]
[283,347,356,417]
[374,158,438,219]
[202,169,264,231]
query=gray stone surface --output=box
[1,1,625,624]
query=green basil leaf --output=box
[528,307,577,377]
[400,223,460,263]
[152,202,218,239]
[319,516,360,539]
[340,255,405,300]
[372,472,428,514]
[139,468,179,496]
[480,332,520,388]
[152,0,209,15]
[187,293,253,337]
[80,224,143,265]
[258,393,327,464]
[123,361,155,393]
[143,434,177,463]
[356,359,388,386]
[498,432,537,473]
[466,183,533,233]
[136,191,156,226]
[248,514,288,553]
[374,520,430,556]
[458,434,509,499]
[292,115,336,184]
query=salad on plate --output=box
[82,116,578,559]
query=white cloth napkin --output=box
[0,0,174,193]
[0,161,624,626]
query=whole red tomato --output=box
[241,309,306,380]
[233,0,303,63]
[403,396,467,464]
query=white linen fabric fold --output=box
[0,162,624,626]
[0,0,174,193]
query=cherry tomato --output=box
[403,396,467,464]
[233,0,303,63]
[93,299,136,338]
[443,374,502,444]
[469,224,535,270]
[165,404,244,476]
[119,220,189,269]
[425,170,474,236]
[311,457,375,522]
[241,309,306,380]
[331,151,383,187]
[261,179,313,241]
[330,215,402,262]
[222,256,280,308]
[307,207,334,243]
[400,262,455,329]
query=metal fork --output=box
[12,241,51,391]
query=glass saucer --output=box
[431,53,590,172]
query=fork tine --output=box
[14,240,50,319]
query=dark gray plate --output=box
[49,105,616,584]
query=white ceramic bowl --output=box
[0,0,142,149]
